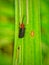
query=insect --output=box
[19,16,25,38]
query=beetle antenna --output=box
[22,16,25,23]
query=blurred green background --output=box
[0,0,49,65]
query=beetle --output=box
[19,17,25,38]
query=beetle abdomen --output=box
[19,28,25,38]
